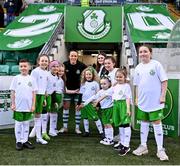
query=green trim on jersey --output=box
[81,103,99,121]
[13,111,33,121]
[112,100,131,127]
[137,108,164,121]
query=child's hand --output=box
[135,98,138,106]
[160,95,166,104]
[127,110,131,116]
[92,102,98,108]
[11,104,16,111]
[43,99,47,107]
[76,104,83,111]
[31,105,35,112]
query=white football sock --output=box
[75,110,81,129]
[83,119,89,133]
[41,113,48,134]
[15,120,23,143]
[140,121,149,147]
[63,109,69,129]
[123,127,131,147]
[22,120,30,143]
[153,123,163,151]
[95,119,103,134]
[35,117,42,139]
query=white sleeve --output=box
[84,91,100,106]
[125,84,132,99]
[9,76,17,91]
[156,62,168,82]
[32,77,38,92]
[133,67,139,86]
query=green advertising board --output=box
[133,79,179,137]
[65,6,122,43]
[124,4,175,43]
[0,4,64,51]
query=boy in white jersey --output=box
[133,45,169,161]
[77,67,103,137]
[10,59,37,150]
[29,54,49,144]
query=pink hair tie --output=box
[49,60,60,69]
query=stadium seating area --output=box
[0,51,39,75]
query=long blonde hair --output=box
[81,66,100,85]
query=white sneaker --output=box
[75,128,82,134]
[157,148,169,161]
[100,138,114,145]
[29,127,36,138]
[49,130,58,137]
[58,127,68,133]
[36,138,48,145]
[132,145,148,156]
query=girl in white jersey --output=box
[112,68,132,156]
[77,67,103,137]
[83,76,114,145]
[104,56,118,85]
[54,63,65,131]
[29,54,49,144]
[45,60,59,138]
[132,45,169,161]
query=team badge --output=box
[28,82,32,87]
[149,69,155,76]
[78,10,111,40]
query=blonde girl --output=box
[77,66,103,137]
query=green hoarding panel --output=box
[0,4,64,51]
[65,6,122,43]
[124,4,176,43]
[133,79,179,137]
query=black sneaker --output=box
[16,142,23,151]
[23,141,35,149]
[114,143,124,151]
[119,146,130,156]
[82,132,90,137]
[99,132,105,139]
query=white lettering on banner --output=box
[3,13,62,37]
[128,12,174,31]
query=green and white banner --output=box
[65,6,122,43]
[0,4,64,51]
[124,4,175,43]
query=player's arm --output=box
[31,91,36,112]
[10,90,16,111]
[126,98,131,116]
[160,80,168,104]
[134,86,138,106]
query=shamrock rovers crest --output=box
[78,10,111,40]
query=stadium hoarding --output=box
[132,48,180,137]
[65,6,123,43]
[124,4,176,43]
[0,4,64,51]
[0,76,14,128]
[133,79,179,137]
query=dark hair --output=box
[36,54,49,67]
[115,66,129,83]
[100,75,112,88]
[104,56,116,67]
[19,59,29,63]
[96,51,107,73]
[138,44,152,53]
